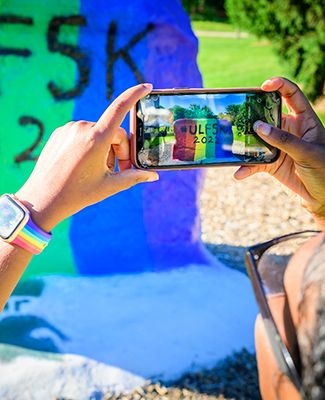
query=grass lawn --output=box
[196,34,325,123]
[197,36,291,88]
[191,19,233,32]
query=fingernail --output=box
[253,120,271,136]
[143,83,153,91]
[261,79,273,87]
[233,169,246,180]
[234,166,252,180]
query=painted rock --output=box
[0,0,209,275]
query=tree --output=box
[182,0,226,20]
[233,103,247,135]
[225,0,325,101]
[169,104,216,119]
[217,112,231,121]
[225,104,241,123]
[170,105,187,120]
[187,104,216,118]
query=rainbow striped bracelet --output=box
[12,215,52,254]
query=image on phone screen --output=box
[136,91,281,168]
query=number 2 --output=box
[15,116,44,163]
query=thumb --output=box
[104,169,159,196]
[253,120,311,162]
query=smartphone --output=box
[130,88,281,169]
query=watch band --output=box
[12,216,52,255]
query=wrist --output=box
[14,191,59,232]
[0,194,52,255]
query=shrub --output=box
[182,0,226,20]
[225,0,325,101]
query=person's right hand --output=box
[234,77,325,229]
[15,83,159,232]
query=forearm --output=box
[0,241,33,311]
[0,192,54,312]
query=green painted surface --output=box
[0,343,63,363]
[0,0,79,278]
[194,118,208,161]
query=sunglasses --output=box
[245,230,321,399]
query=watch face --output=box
[0,195,26,240]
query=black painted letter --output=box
[0,15,33,56]
[47,16,90,101]
[106,22,153,100]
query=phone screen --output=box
[135,91,281,168]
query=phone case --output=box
[130,87,281,170]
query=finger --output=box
[96,83,153,140]
[234,165,263,180]
[102,169,159,197]
[111,127,132,171]
[107,146,116,171]
[253,120,311,162]
[261,77,314,116]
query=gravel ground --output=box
[103,349,260,400]
[199,167,317,272]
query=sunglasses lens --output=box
[257,233,316,296]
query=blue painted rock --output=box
[70,0,209,274]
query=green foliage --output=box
[217,112,230,121]
[171,105,188,120]
[218,104,246,133]
[225,0,325,101]
[224,104,241,123]
[182,0,226,20]
[170,104,216,119]
[233,104,247,135]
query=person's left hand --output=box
[16,83,159,232]
[234,77,325,228]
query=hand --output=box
[234,77,325,228]
[15,84,159,232]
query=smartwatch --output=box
[0,194,52,254]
